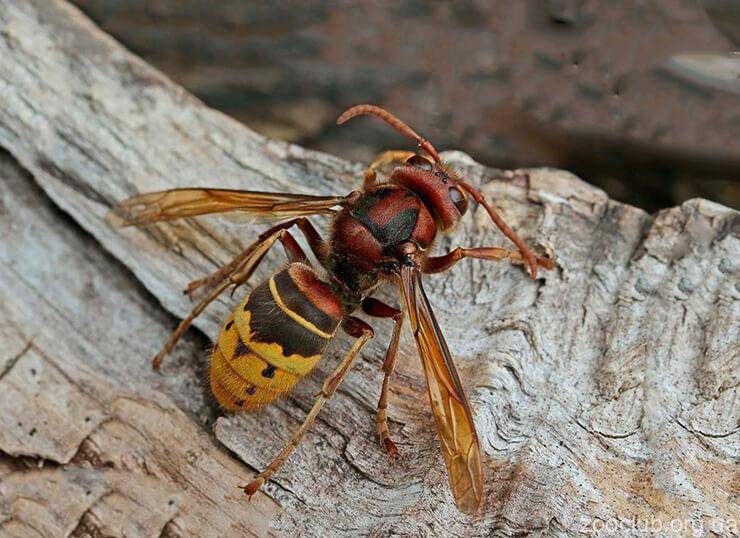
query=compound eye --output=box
[449,186,468,215]
[406,154,433,171]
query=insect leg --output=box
[361,297,404,458]
[294,217,329,267]
[459,183,552,278]
[279,230,308,264]
[424,246,554,274]
[186,217,326,297]
[241,316,374,498]
[152,227,307,371]
[363,150,416,189]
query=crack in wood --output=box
[0,340,32,382]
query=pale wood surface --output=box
[0,1,738,536]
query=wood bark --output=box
[0,1,737,536]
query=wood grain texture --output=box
[0,153,279,537]
[0,1,738,536]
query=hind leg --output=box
[185,217,326,298]
[241,317,374,497]
[152,227,310,371]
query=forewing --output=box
[399,264,484,514]
[107,188,346,227]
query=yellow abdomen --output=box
[209,263,343,411]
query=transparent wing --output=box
[399,264,484,514]
[106,188,347,227]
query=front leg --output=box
[424,246,554,274]
[459,183,549,278]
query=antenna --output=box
[337,104,441,163]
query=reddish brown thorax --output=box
[329,184,437,304]
[326,158,470,312]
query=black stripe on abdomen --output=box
[273,269,339,335]
[244,280,329,358]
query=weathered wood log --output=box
[0,1,738,536]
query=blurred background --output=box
[72,0,740,212]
